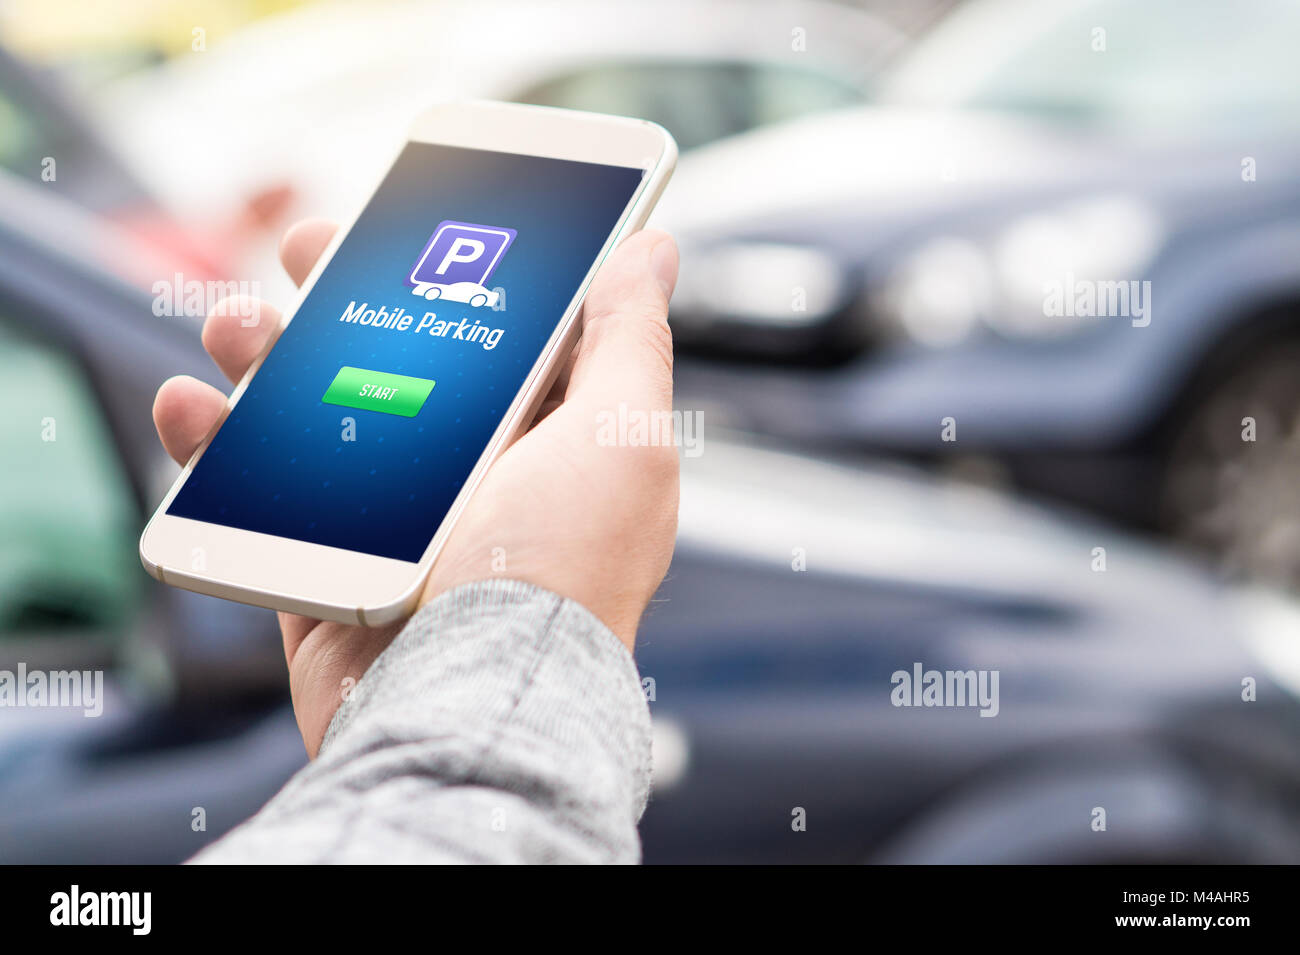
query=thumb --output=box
[566,229,678,414]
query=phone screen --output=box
[167,142,645,562]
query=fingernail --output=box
[650,238,677,300]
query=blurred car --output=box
[0,44,245,286]
[92,0,906,302]
[5,171,1300,863]
[0,168,288,690]
[663,0,1300,589]
[643,440,1300,863]
[417,280,499,308]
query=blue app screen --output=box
[168,142,644,561]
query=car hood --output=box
[677,435,1215,613]
[653,104,1296,256]
[653,106,1122,235]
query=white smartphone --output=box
[140,101,677,625]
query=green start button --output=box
[321,366,435,417]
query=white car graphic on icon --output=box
[412,280,500,308]
[408,221,515,309]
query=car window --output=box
[0,85,61,178]
[0,54,152,210]
[512,60,864,152]
[880,0,1300,132]
[748,62,865,127]
[0,318,140,640]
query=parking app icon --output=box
[408,220,516,308]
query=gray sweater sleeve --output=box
[189,579,653,864]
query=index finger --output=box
[199,219,340,385]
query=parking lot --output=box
[2,0,1299,865]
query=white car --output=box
[93,0,903,303]
[412,281,499,308]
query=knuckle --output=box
[632,314,675,378]
[581,306,675,379]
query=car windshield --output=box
[877,0,1300,133]
[0,47,153,210]
[513,60,864,152]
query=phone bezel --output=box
[139,100,677,625]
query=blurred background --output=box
[4,0,1300,863]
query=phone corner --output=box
[356,590,422,629]
[645,121,679,168]
[137,524,164,582]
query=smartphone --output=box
[140,101,677,625]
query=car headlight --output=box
[988,196,1165,337]
[875,237,994,347]
[1231,588,1300,700]
[673,241,850,328]
[878,196,1165,345]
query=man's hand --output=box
[153,219,680,755]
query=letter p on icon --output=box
[409,221,516,290]
[437,237,486,275]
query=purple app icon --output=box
[407,220,516,308]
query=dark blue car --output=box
[664,0,1300,588]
